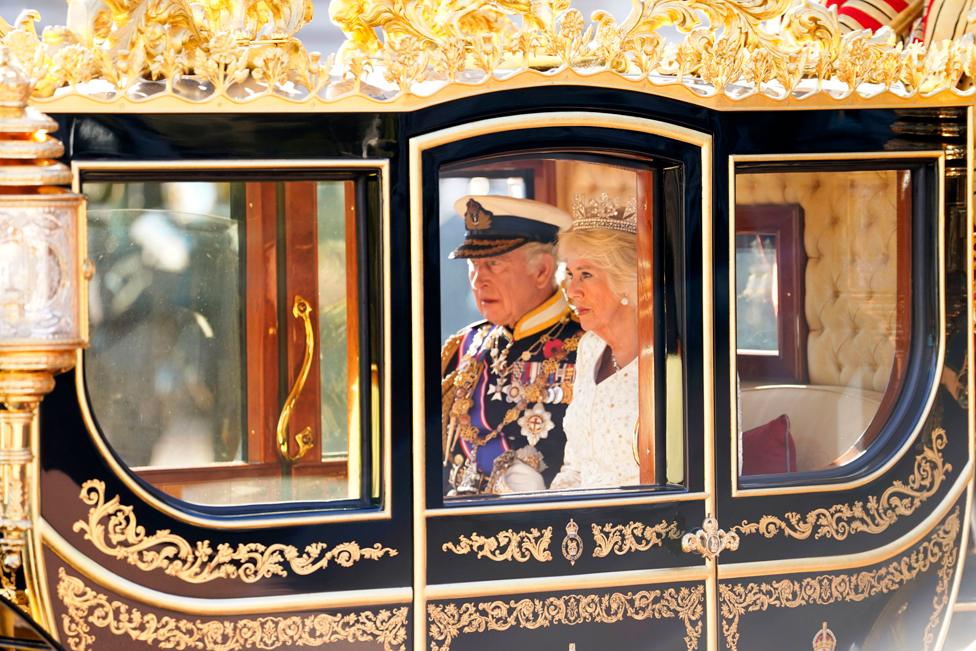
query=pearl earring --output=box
[620,296,629,306]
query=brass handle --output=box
[681,515,739,561]
[276,295,315,463]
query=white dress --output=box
[551,331,640,490]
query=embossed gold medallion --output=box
[561,519,583,565]
[813,622,837,651]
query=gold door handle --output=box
[276,295,315,463]
[681,515,739,561]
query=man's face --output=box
[467,247,550,328]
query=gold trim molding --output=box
[442,527,552,562]
[591,520,681,558]
[5,0,976,112]
[427,586,705,651]
[731,427,950,542]
[56,567,409,651]
[72,480,397,583]
[720,507,961,651]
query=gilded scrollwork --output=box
[442,527,552,562]
[720,507,961,651]
[56,567,409,651]
[1,0,973,105]
[427,585,705,651]
[591,519,681,557]
[72,480,397,583]
[732,428,951,542]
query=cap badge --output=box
[464,198,493,231]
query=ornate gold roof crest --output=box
[0,0,973,110]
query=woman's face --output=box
[563,257,626,335]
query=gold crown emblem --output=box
[812,622,836,651]
[570,193,637,234]
[565,519,579,535]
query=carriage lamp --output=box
[0,46,87,611]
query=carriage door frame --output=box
[409,111,717,651]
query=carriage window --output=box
[734,168,911,478]
[84,175,382,508]
[438,153,662,500]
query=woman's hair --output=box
[558,229,638,299]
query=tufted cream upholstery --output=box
[736,171,900,393]
[736,170,902,471]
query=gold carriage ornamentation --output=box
[0,0,972,105]
[0,0,971,648]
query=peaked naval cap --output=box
[449,195,572,259]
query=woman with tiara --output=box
[551,194,641,490]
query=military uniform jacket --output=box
[442,292,582,489]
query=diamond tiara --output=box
[570,193,638,234]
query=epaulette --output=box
[439,319,489,376]
[440,319,490,459]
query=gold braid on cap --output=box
[570,193,637,234]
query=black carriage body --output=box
[36,87,973,651]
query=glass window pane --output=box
[735,168,910,477]
[86,182,243,470]
[84,177,378,508]
[316,181,350,460]
[438,154,662,501]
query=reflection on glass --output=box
[735,232,779,353]
[86,183,242,471]
[735,169,909,477]
[85,179,373,508]
[316,182,350,459]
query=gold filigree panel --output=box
[720,507,961,651]
[72,480,397,583]
[732,428,951,542]
[591,519,681,557]
[3,0,975,106]
[442,527,552,562]
[56,567,409,651]
[428,586,705,651]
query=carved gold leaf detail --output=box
[72,480,397,583]
[442,527,553,562]
[56,567,408,651]
[732,428,951,542]
[720,507,960,651]
[427,586,705,651]
[591,519,681,557]
[4,0,975,105]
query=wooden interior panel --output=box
[245,182,280,464]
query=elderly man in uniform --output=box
[442,195,582,496]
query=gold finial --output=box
[570,193,638,235]
[0,47,31,110]
[0,47,68,187]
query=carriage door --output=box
[37,159,412,650]
[717,141,972,650]
[410,112,717,651]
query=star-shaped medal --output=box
[517,403,555,446]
